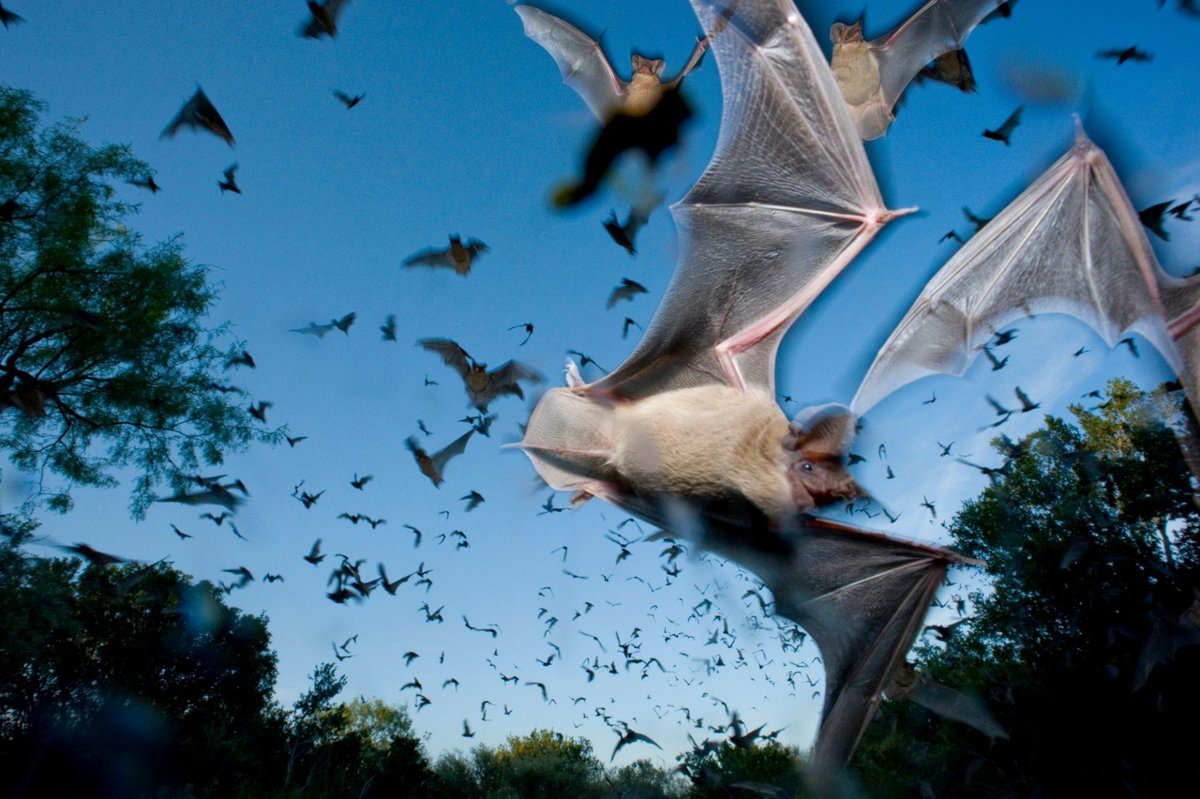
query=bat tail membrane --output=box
[518,386,621,498]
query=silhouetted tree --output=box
[0,526,287,797]
[680,739,809,798]
[853,379,1200,798]
[0,86,277,518]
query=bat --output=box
[334,89,364,108]
[419,337,542,412]
[606,278,648,309]
[603,205,652,255]
[406,429,474,487]
[128,175,160,193]
[161,87,235,147]
[518,0,1200,785]
[1096,45,1152,64]
[299,0,348,39]
[403,235,488,276]
[828,0,1009,139]
[982,105,1022,145]
[514,4,709,122]
[0,3,23,28]
[218,163,241,194]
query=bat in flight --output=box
[161,87,235,147]
[519,0,1200,787]
[403,235,489,276]
[829,0,1012,139]
[299,0,348,40]
[419,338,542,412]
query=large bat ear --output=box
[788,403,856,459]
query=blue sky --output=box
[3,0,1199,768]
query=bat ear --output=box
[787,403,856,458]
[829,22,845,42]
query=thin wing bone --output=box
[515,5,627,120]
[852,124,1200,417]
[591,0,902,402]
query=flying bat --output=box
[128,175,161,193]
[300,0,348,39]
[1096,45,1152,65]
[519,0,1200,785]
[218,163,241,194]
[161,87,235,147]
[407,429,474,487]
[0,3,24,27]
[829,0,1011,139]
[334,89,364,108]
[604,205,652,255]
[982,105,1023,146]
[607,278,648,309]
[403,235,489,276]
[514,3,709,122]
[418,338,542,411]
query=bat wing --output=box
[852,125,1200,417]
[587,0,898,403]
[432,429,474,473]
[403,247,451,269]
[515,5,627,121]
[485,360,543,402]
[872,0,1006,114]
[419,338,473,380]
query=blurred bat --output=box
[161,87,235,147]
[603,205,652,255]
[128,175,160,193]
[419,338,542,412]
[1096,45,1151,64]
[403,235,489,276]
[829,0,1011,139]
[334,89,364,108]
[0,3,23,27]
[519,0,1200,785]
[407,430,474,487]
[982,105,1022,145]
[218,162,241,194]
[607,278,648,309]
[300,0,348,39]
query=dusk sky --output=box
[2,0,1199,768]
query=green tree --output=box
[0,86,275,517]
[285,665,431,798]
[680,739,809,798]
[0,527,288,797]
[852,379,1200,798]
[432,729,608,799]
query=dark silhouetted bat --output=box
[607,277,647,309]
[0,3,23,28]
[334,89,364,108]
[300,0,348,39]
[829,0,1009,139]
[161,87,235,147]
[403,235,489,276]
[519,0,1200,786]
[1096,45,1152,64]
[982,104,1022,145]
[218,162,240,194]
[604,205,652,255]
[128,174,160,193]
[407,429,473,487]
[419,338,542,411]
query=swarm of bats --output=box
[517,0,1200,789]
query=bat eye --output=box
[801,462,814,473]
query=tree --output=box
[852,379,1200,798]
[0,86,276,518]
[679,739,809,798]
[0,527,288,797]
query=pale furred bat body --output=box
[830,0,1010,139]
[519,0,1200,788]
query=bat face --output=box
[631,54,665,78]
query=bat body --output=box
[218,162,240,194]
[300,0,348,39]
[520,0,1200,784]
[407,430,473,487]
[829,0,1008,139]
[161,87,235,147]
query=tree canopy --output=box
[0,86,275,517]
[852,379,1200,798]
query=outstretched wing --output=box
[852,125,1200,417]
[419,338,473,381]
[590,0,899,402]
[515,5,627,121]
[873,0,1006,113]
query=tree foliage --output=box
[0,86,276,517]
[852,379,1200,798]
